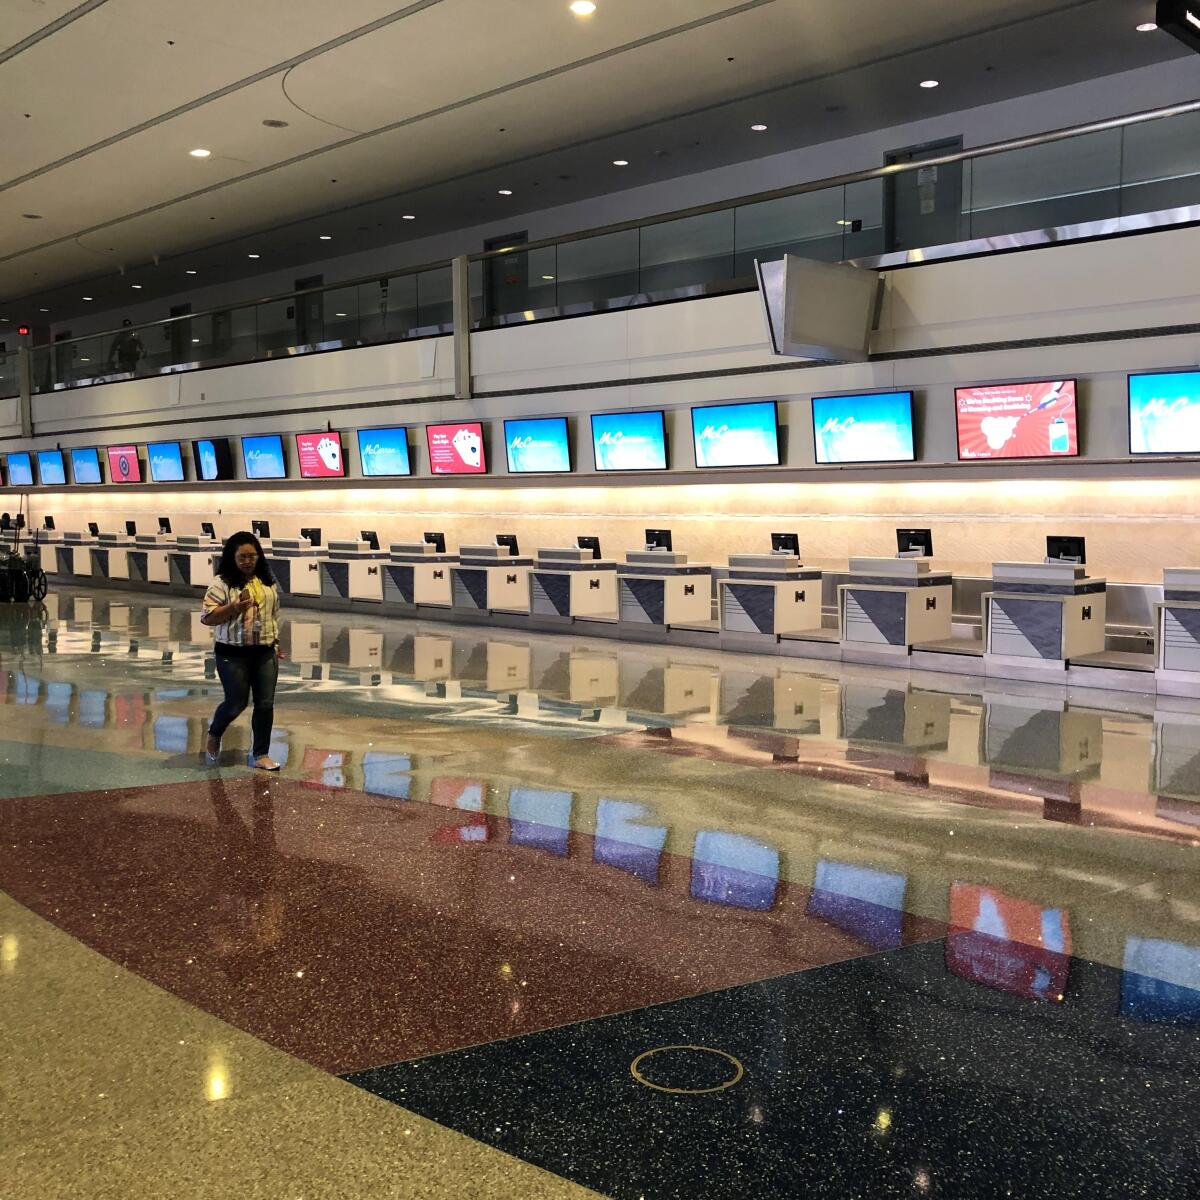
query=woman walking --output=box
[202,531,282,771]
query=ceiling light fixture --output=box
[542,275,555,280]
[39,307,48,313]
[750,123,768,131]
[498,188,513,196]
[919,79,939,89]
[186,269,197,275]
[402,213,416,220]
[189,148,212,158]
[247,253,260,259]
[319,234,332,240]
[82,296,93,300]
[1136,22,1157,32]
[334,312,347,317]
[131,284,142,289]
[612,158,629,166]
[569,1,597,15]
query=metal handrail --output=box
[468,98,1200,261]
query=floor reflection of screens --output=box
[429,777,484,810]
[302,747,346,788]
[690,832,780,911]
[508,788,572,856]
[946,883,1071,1002]
[45,681,73,724]
[153,716,190,754]
[594,799,668,886]
[362,752,413,801]
[1122,937,1200,1023]
[78,689,107,727]
[14,674,40,703]
[808,860,907,949]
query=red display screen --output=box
[295,431,345,479]
[426,422,486,475]
[106,444,143,483]
[955,380,1078,460]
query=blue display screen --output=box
[37,450,66,486]
[691,401,780,468]
[71,447,102,484]
[148,441,185,482]
[504,417,572,474]
[357,427,412,477]
[194,438,232,481]
[590,410,668,471]
[241,434,287,480]
[690,831,780,910]
[812,391,916,464]
[1129,370,1200,455]
[5,452,33,486]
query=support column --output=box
[451,255,472,401]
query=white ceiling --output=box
[0,0,1185,321]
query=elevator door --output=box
[884,137,963,253]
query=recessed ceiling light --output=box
[82,296,93,301]
[919,79,939,89]
[569,1,596,14]
[612,159,629,166]
[131,284,142,289]
[39,307,48,313]
[750,123,768,131]
[498,189,513,196]
[319,234,332,240]
[334,312,347,318]
[185,269,197,275]
[836,219,853,226]
[192,338,200,343]
[247,253,260,259]
[80,357,90,362]
[542,275,555,281]
[189,148,212,158]
[402,213,416,220]
[1136,22,1157,32]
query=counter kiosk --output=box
[839,556,953,658]
[60,530,94,579]
[452,543,533,615]
[617,543,713,629]
[383,541,458,610]
[29,523,63,576]
[92,530,134,583]
[267,537,325,598]
[531,545,618,621]
[321,538,388,604]
[720,545,823,638]
[170,534,222,589]
[132,531,174,586]
[1156,568,1200,696]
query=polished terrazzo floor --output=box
[2,588,1199,1197]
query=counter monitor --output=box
[125,521,137,537]
[300,526,322,546]
[577,535,601,559]
[361,530,380,551]
[44,515,56,531]
[251,520,271,540]
[87,522,100,537]
[201,521,216,539]
[645,528,673,552]
[496,533,519,556]
[158,517,171,535]
[1046,535,1086,565]
[771,532,799,555]
[896,528,933,557]
[424,531,446,553]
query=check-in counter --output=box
[321,539,388,604]
[984,561,1106,669]
[530,546,618,620]
[27,532,62,576]
[133,534,174,585]
[169,536,221,590]
[617,550,713,628]
[92,533,134,582]
[720,553,823,637]
[59,531,94,579]
[382,542,458,610]
[267,538,325,598]
[1156,568,1200,695]
[839,557,953,657]
[452,545,532,615]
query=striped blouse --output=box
[202,576,281,647]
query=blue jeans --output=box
[210,646,278,758]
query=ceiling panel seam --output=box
[0,0,111,67]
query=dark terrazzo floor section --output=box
[346,938,1200,1200]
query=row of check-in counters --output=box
[26,529,1200,696]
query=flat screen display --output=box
[241,434,287,480]
[194,438,235,481]
[148,441,185,483]
[594,799,668,886]
[504,416,571,474]
[426,421,486,474]
[508,787,572,856]
[70,447,102,484]
[812,391,915,464]
[955,380,1078,460]
[296,431,345,479]
[106,444,142,483]
[36,450,66,486]
[1121,936,1200,1023]
[691,400,780,468]
[357,426,412,477]
[690,831,779,911]
[5,452,33,486]
[1128,370,1200,455]
[590,410,668,472]
[808,860,907,950]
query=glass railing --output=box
[29,263,452,395]
[0,351,18,400]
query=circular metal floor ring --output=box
[630,1045,745,1095]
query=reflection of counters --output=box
[452,545,532,615]
[617,551,712,628]
[531,547,618,620]
[383,542,457,609]
[1156,569,1200,696]
[981,694,1101,779]
[839,683,951,751]
[487,640,532,691]
[839,557,952,658]
[169,536,221,589]
[1153,710,1200,824]
[720,554,823,637]
[321,539,388,603]
[984,562,1106,671]
[719,667,822,734]
[267,538,325,597]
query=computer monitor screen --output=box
[361,529,380,551]
[645,528,673,551]
[44,515,56,531]
[426,421,486,474]
[812,391,915,464]
[148,441,185,482]
[125,520,137,537]
[158,517,171,535]
[692,400,780,468]
[771,532,799,555]
[590,410,668,472]
[896,528,933,556]
[193,437,235,481]
[299,526,321,546]
[1128,370,1200,455]
[577,535,601,559]
[1046,535,1085,564]
[251,520,271,539]
[503,416,571,474]
[357,426,412,477]
[424,531,446,553]
[87,521,100,536]
[295,431,345,479]
[955,380,1078,460]
[36,450,66,486]
[241,434,287,480]
[201,521,216,539]
[495,534,519,555]
[70,447,102,484]
[106,444,142,483]
[5,452,33,486]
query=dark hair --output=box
[216,531,275,588]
